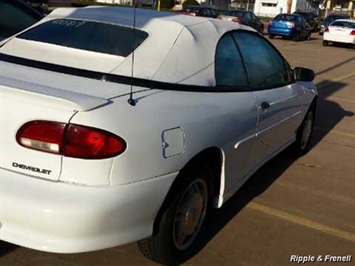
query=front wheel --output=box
[323,40,329,46]
[268,34,274,39]
[291,106,315,155]
[138,163,213,265]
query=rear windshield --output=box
[331,21,355,28]
[274,14,296,21]
[17,19,148,57]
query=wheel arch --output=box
[152,147,223,235]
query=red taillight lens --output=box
[16,121,66,154]
[16,121,126,159]
[64,124,126,159]
[232,17,241,23]
[324,27,329,33]
[287,22,295,28]
[350,30,355,36]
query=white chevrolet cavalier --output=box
[0,6,318,264]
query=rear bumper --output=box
[268,27,295,36]
[323,34,355,44]
[0,168,177,253]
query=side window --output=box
[210,9,218,18]
[233,31,292,89]
[215,33,248,88]
[245,12,252,20]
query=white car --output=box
[0,6,317,265]
[323,19,355,48]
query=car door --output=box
[214,32,258,194]
[232,31,306,170]
[298,16,310,38]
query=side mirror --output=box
[294,67,315,82]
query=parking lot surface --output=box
[0,33,354,266]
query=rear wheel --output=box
[137,163,213,265]
[322,40,329,46]
[293,33,300,42]
[306,32,311,40]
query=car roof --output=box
[0,6,250,86]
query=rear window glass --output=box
[17,19,148,57]
[331,21,355,28]
[274,14,296,21]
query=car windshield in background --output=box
[274,14,296,21]
[331,20,355,28]
[18,19,148,57]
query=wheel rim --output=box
[300,112,313,150]
[172,178,208,251]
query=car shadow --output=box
[192,79,354,262]
[0,241,17,257]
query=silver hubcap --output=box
[300,112,313,150]
[173,178,208,251]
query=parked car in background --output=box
[0,6,318,265]
[319,13,350,35]
[323,19,355,49]
[268,13,312,41]
[293,11,319,32]
[178,5,220,18]
[220,9,264,34]
[0,0,44,41]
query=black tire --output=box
[268,34,274,39]
[306,32,311,41]
[293,33,300,42]
[259,26,264,35]
[137,162,213,265]
[292,105,316,155]
[322,40,329,46]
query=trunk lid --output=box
[0,60,140,181]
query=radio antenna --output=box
[127,0,138,106]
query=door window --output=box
[232,31,292,89]
[215,33,248,88]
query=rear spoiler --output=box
[0,76,109,112]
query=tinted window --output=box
[18,19,148,57]
[0,0,42,40]
[215,33,248,88]
[331,21,355,28]
[233,31,291,89]
[274,14,296,21]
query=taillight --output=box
[16,121,126,159]
[287,22,295,28]
[350,30,355,36]
[324,27,329,33]
[17,121,66,154]
[232,17,241,23]
[268,20,272,26]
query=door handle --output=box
[261,101,270,109]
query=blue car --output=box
[268,13,312,41]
